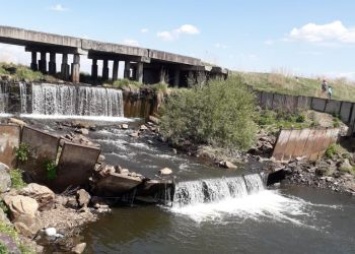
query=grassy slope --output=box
[234,71,355,102]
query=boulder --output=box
[121,124,129,129]
[76,128,89,135]
[76,189,91,208]
[72,242,87,254]
[140,125,148,131]
[3,195,39,220]
[19,183,55,210]
[219,161,238,169]
[340,159,353,173]
[0,163,11,193]
[148,115,160,125]
[159,167,173,175]
[130,132,139,138]
[8,118,26,126]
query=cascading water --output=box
[173,174,263,208]
[0,82,9,114]
[31,83,124,117]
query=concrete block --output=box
[339,102,352,123]
[54,142,100,192]
[20,126,59,183]
[324,100,341,116]
[311,98,327,112]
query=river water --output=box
[1,82,354,254]
[80,126,355,254]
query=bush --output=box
[159,77,257,150]
[9,169,26,190]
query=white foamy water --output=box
[20,114,132,122]
[170,175,340,227]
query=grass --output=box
[112,79,142,89]
[234,70,355,102]
[0,62,57,82]
[0,221,35,254]
[9,169,26,190]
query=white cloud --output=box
[122,39,140,47]
[157,24,200,41]
[0,44,28,64]
[140,28,149,33]
[50,4,68,12]
[214,43,228,49]
[287,20,355,44]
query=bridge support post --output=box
[124,61,131,79]
[61,53,70,81]
[102,59,109,80]
[38,52,47,73]
[91,59,98,80]
[135,62,143,83]
[173,69,180,87]
[71,53,80,83]
[30,51,38,71]
[112,60,119,81]
[48,52,56,75]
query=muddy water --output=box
[81,127,355,254]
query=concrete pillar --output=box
[135,62,144,83]
[30,51,38,71]
[102,59,109,80]
[112,60,119,81]
[159,67,166,84]
[48,52,56,75]
[61,53,70,81]
[124,61,131,79]
[173,69,180,87]
[91,59,98,80]
[38,52,47,73]
[71,53,80,83]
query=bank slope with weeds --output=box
[159,77,257,152]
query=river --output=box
[79,126,355,254]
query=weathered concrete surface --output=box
[339,102,352,123]
[0,125,20,168]
[21,126,60,183]
[272,128,340,162]
[0,26,80,48]
[260,92,274,109]
[149,49,201,66]
[311,98,326,112]
[54,142,100,192]
[324,100,341,116]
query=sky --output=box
[1,0,355,79]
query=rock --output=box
[76,189,91,208]
[97,154,106,164]
[76,128,89,135]
[3,195,39,220]
[140,125,148,131]
[72,242,87,254]
[100,165,115,177]
[340,159,353,173]
[130,132,139,138]
[8,118,26,126]
[0,208,10,225]
[148,115,160,125]
[172,148,178,154]
[13,214,42,238]
[121,124,129,129]
[219,161,238,169]
[0,233,21,254]
[159,167,173,175]
[0,163,11,193]
[19,183,55,210]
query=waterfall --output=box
[19,82,27,113]
[0,82,9,113]
[173,174,264,208]
[31,83,124,117]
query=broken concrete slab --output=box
[0,125,20,168]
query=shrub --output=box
[15,144,29,163]
[159,77,257,150]
[325,144,337,158]
[44,160,57,180]
[9,169,26,190]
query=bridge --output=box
[0,26,228,85]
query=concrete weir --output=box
[0,26,229,85]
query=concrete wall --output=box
[272,128,339,161]
[21,126,60,184]
[0,124,102,192]
[0,125,20,168]
[54,142,100,192]
[149,50,201,65]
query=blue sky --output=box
[1,0,355,79]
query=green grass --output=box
[9,169,26,190]
[234,71,355,102]
[0,221,35,254]
[0,62,57,82]
[112,79,143,89]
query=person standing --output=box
[327,85,333,99]
[321,79,328,94]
